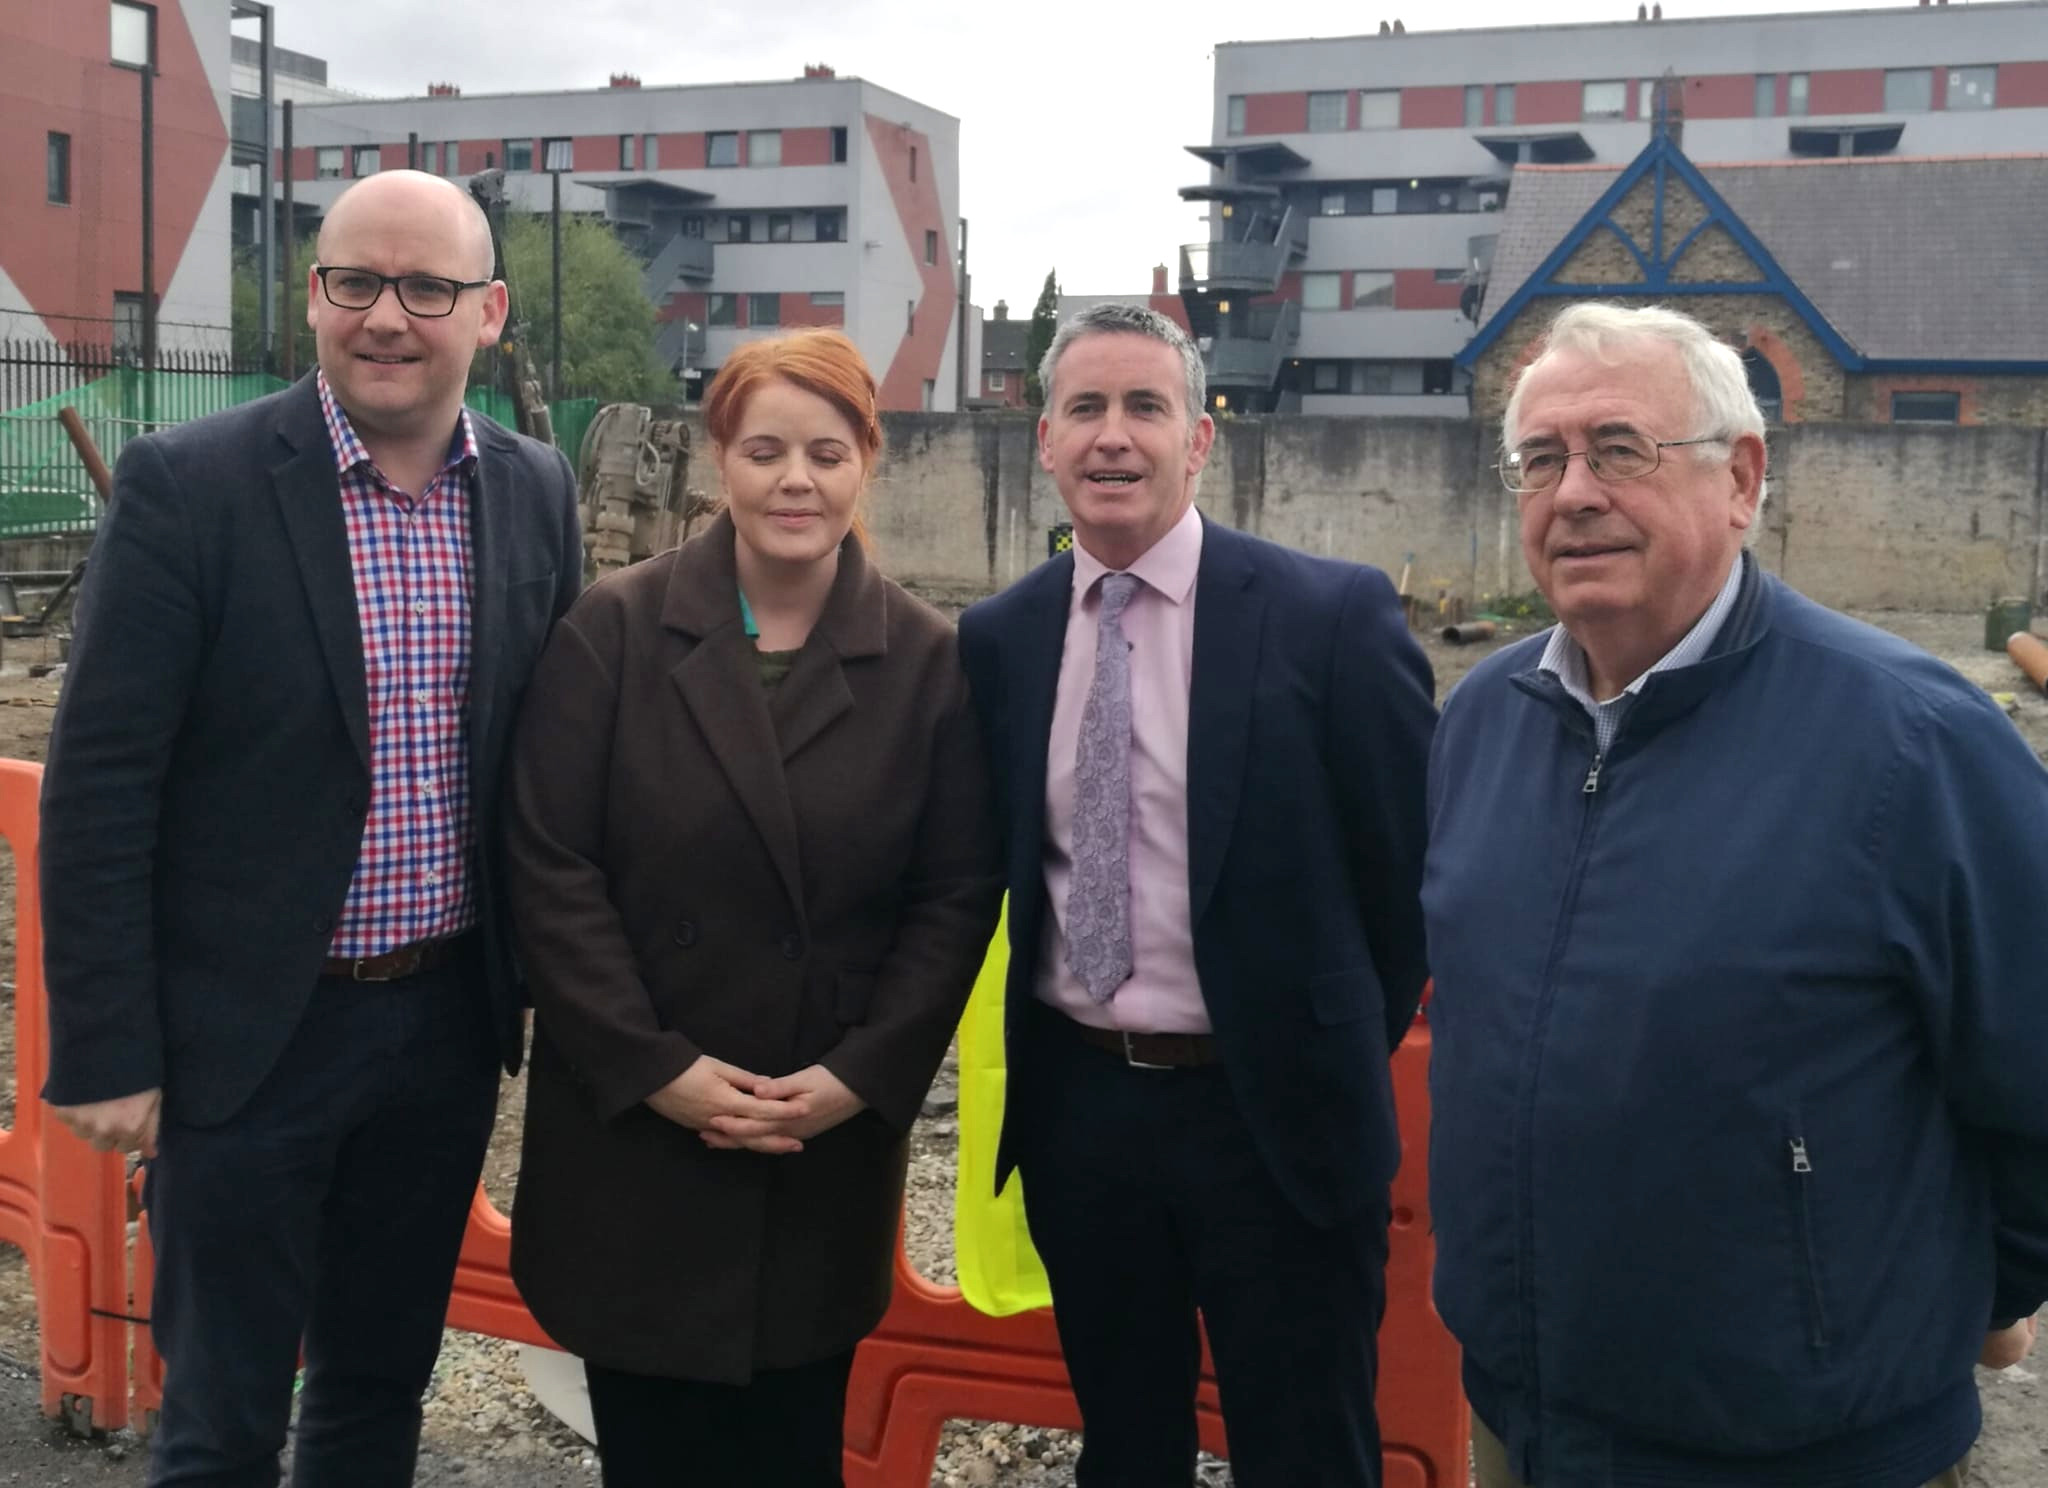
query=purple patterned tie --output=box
[1066,572,1140,1003]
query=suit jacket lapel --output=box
[1009,555,1073,923]
[270,379,370,770]
[768,534,886,763]
[468,418,514,785]
[1186,524,1263,927]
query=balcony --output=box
[1203,301,1300,398]
[642,233,714,298]
[1180,204,1309,297]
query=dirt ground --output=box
[0,613,2042,1484]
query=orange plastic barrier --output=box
[0,760,134,1435]
[4,739,1461,1478]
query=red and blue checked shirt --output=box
[318,370,479,958]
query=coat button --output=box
[778,933,803,961]
[673,919,698,948]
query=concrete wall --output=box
[840,413,2048,614]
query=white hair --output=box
[1503,301,1767,456]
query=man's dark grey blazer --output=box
[39,373,583,1125]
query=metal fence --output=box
[0,340,282,538]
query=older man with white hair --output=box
[1423,302,2048,1488]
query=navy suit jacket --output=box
[39,374,584,1125]
[957,516,1437,1226]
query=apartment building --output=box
[279,69,967,409]
[1185,1,2048,414]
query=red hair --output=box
[704,330,882,547]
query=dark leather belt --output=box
[320,936,455,983]
[1063,1014,1221,1070]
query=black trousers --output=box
[583,1349,857,1488]
[1013,1006,1390,1488]
[142,959,499,1488]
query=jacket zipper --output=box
[1512,747,1610,1411]
[1789,1134,1831,1351]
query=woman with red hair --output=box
[503,330,1001,1485]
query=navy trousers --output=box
[1012,1004,1390,1488]
[141,957,499,1488]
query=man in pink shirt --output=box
[958,304,1437,1486]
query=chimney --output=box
[1378,20,1391,34]
[427,82,461,97]
[994,300,1009,320]
[1392,18,1405,32]
[1637,3,1647,17]
[1651,2,1662,16]
[609,72,641,88]
[1152,265,1168,294]
[803,63,837,79]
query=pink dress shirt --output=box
[1037,504,1210,1033]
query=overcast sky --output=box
[253,0,1925,314]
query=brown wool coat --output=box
[504,514,1001,1383]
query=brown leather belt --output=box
[1064,1016,1221,1070]
[320,936,455,983]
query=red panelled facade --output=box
[1808,69,1884,115]
[1400,87,1465,129]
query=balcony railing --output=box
[1179,205,1308,295]
[642,233,714,297]
[1203,301,1300,391]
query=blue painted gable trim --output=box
[1456,132,1862,371]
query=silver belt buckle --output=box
[1121,1030,1173,1071]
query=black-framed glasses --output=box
[314,266,492,319]
[1500,433,1727,494]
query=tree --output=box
[230,239,318,372]
[498,212,676,405]
[1023,269,1060,407]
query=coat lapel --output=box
[269,379,370,770]
[768,534,886,763]
[1186,524,1263,927]
[467,418,515,786]
[1007,556,1074,922]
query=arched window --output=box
[1742,347,1783,423]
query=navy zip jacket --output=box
[1423,555,2048,1488]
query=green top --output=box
[739,586,801,689]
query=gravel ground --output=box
[0,611,2042,1484]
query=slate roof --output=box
[1478,153,2048,363]
[983,317,1032,373]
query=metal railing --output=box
[642,233,714,297]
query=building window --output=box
[1787,74,1809,116]
[831,126,848,162]
[352,146,379,177]
[910,145,918,181]
[811,291,843,306]
[815,209,844,242]
[113,291,145,356]
[727,215,751,242]
[1358,90,1400,129]
[750,130,781,166]
[419,141,439,173]
[921,379,935,411]
[1226,95,1246,135]
[1947,65,1996,109]
[768,213,792,243]
[445,142,460,176]
[46,132,70,205]
[708,131,739,167]
[1891,390,1960,423]
[987,371,1006,392]
[620,134,636,169]
[1495,83,1517,125]
[1320,191,1345,217]
[503,138,533,171]
[707,293,736,327]
[1370,186,1398,214]
[907,300,915,332]
[1464,85,1486,127]
[1422,360,1455,395]
[1311,362,1342,393]
[1638,79,1658,119]
[749,293,780,326]
[681,215,704,237]
[1582,81,1628,119]
[1301,272,1342,310]
[1359,361,1395,395]
[316,147,343,179]
[1307,91,1347,132]
[110,1,152,68]
[1434,267,1464,282]
[1754,74,1776,118]
[543,138,572,171]
[643,133,658,169]
[925,228,939,265]
[1884,68,1933,112]
[1352,271,1394,308]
